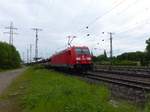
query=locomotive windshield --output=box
[75,48,90,55]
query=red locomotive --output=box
[50,46,93,71]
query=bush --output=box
[0,42,21,69]
[112,60,138,66]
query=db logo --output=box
[82,56,85,60]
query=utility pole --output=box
[4,22,18,45]
[22,52,25,64]
[27,48,29,64]
[102,32,114,69]
[108,32,114,68]
[30,44,32,63]
[32,28,42,62]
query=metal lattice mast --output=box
[32,28,42,62]
[4,22,18,45]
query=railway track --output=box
[95,69,150,78]
[94,65,150,74]
[86,70,150,91]
[48,66,149,103]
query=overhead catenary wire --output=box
[93,17,150,41]
[116,18,150,36]
[95,0,141,34]
[83,7,150,43]
[74,0,121,32]
[77,0,127,34]
[117,0,140,15]
[75,0,140,43]
[76,0,144,41]
[87,0,127,27]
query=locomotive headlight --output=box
[87,57,91,60]
[76,57,81,60]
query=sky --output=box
[0,0,150,61]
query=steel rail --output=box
[86,72,150,91]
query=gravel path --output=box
[0,68,26,94]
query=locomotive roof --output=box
[52,46,89,57]
[71,46,89,48]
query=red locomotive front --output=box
[50,46,93,71]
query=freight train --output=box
[49,46,93,71]
[31,46,93,72]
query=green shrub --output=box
[0,42,21,69]
[112,60,138,66]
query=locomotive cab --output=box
[74,47,93,71]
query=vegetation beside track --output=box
[0,68,4,72]
[0,67,146,112]
[93,38,150,66]
[0,42,21,70]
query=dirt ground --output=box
[0,68,25,95]
[0,68,26,112]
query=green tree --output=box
[117,52,145,61]
[0,42,21,69]
[116,51,148,66]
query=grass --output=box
[0,67,146,112]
